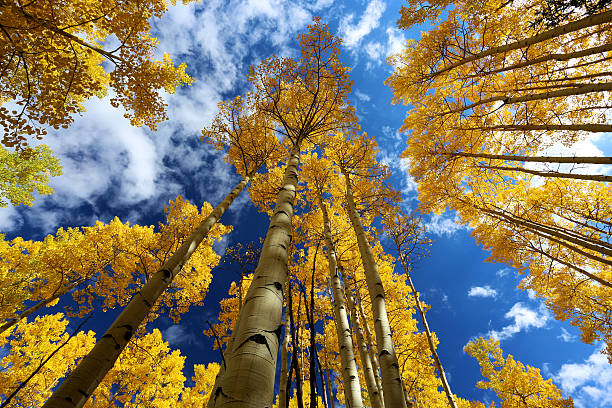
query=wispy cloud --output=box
[486,302,549,341]
[557,328,577,343]
[425,212,468,237]
[162,324,197,346]
[555,346,612,408]
[339,0,386,48]
[468,286,498,298]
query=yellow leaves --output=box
[0,195,231,328]
[179,363,220,407]
[0,313,96,408]
[86,329,186,408]
[0,144,62,207]
[465,337,574,408]
[0,0,195,149]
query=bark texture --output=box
[279,308,291,408]
[344,278,384,408]
[357,295,384,404]
[430,9,612,78]
[209,148,300,407]
[342,172,408,408]
[320,201,364,408]
[44,177,251,408]
[445,151,612,164]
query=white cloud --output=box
[7,0,334,235]
[487,302,549,341]
[496,267,511,277]
[386,27,407,56]
[0,206,23,233]
[425,212,468,237]
[339,0,386,48]
[354,89,371,102]
[555,347,612,408]
[162,324,196,346]
[468,285,498,298]
[558,328,577,342]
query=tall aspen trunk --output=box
[459,124,612,133]
[399,259,457,408]
[320,201,364,408]
[478,165,612,183]
[279,307,291,408]
[343,276,383,408]
[209,147,300,407]
[342,171,408,408]
[466,42,612,78]
[322,336,335,408]
[476,205,612,272]
[0,279,82,334]
[430,9,612,78]
[444,151,612,165]
[444,82,612,115]
[44,176,251,408]
[356,295,384,404]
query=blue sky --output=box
[1,0,611,407]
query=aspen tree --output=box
[208,19,356,407]
[388,0,612,360]
[320,201,364,408]
[0,198,229,335]
[0,313,96,408]
[465,337,574,407]
[383,208,457,408]
[0,0,194,149]
[323,132,407,407]
[43,197,234,408]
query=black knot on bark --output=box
[375,294,384,299]
[379,349,391,357]
[273,324,283,340]
[119,324,134,341]
[274,281,283,291]
[160,269,172,278]
[392,362,399,369]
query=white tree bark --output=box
[342,171,408,408]
[209,147,300,407]
[44,177,251,408]
[279,307,291,408]
[320,201,364,408]
[343,279,383,408]
[356,296,384,404]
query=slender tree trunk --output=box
[322,335,335,408]
[478,164,612,183]
[279,307,291,408]
[209,146,300,407]
[456,124,612,133]
[443,82,612,115]
[443,151,612,164]
[342,171,408,408]
[0,279,81,335]
[398,259,457,408]
[320,201,364,408]
[428,9,612,78]
[303,243,320,408]
[462,42,612,79]
[474,204,612,279]
[356,294,384,404]
[315,342,329,408]
[343,275,383,408]
[43,176,251,408]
